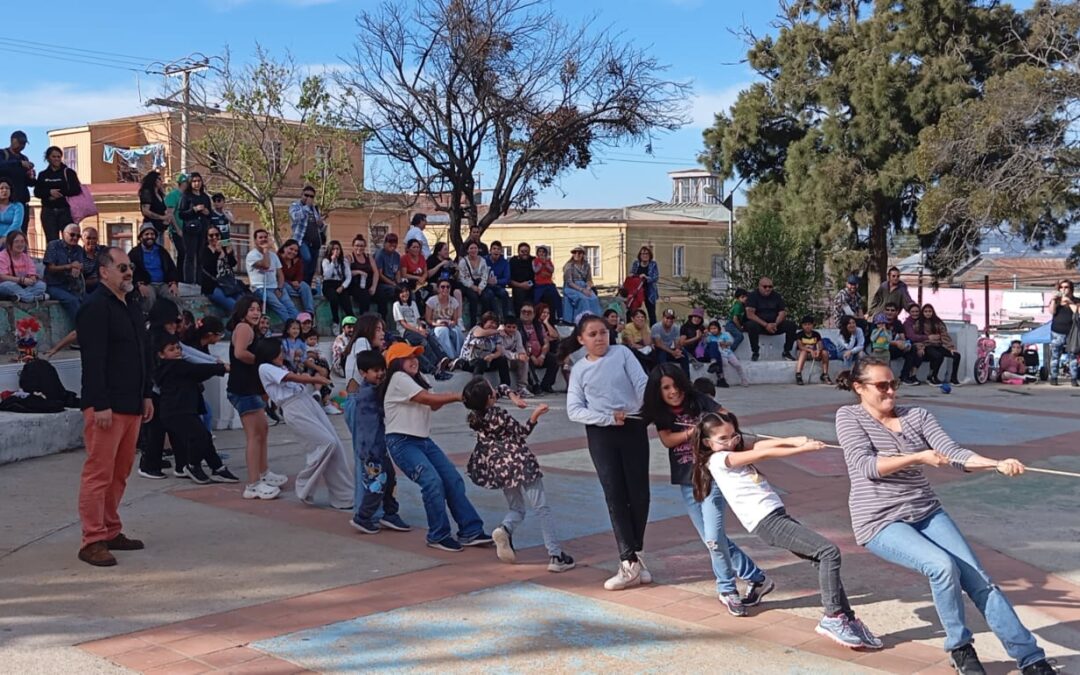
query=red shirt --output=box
[282,257,304,284]
[533,258,554,285]
[403,252,427,278]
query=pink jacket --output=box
[0,249,37,278]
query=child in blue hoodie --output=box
[343,349,411,534]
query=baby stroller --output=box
[1023,346,1048,381]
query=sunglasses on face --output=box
[303,193,315,198]
[866,379,900,393]
[761,284,773,289]
[207,233,220,239]
[111,263,133,273]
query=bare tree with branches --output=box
[334,0,690,254]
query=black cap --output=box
[11,130,27,143]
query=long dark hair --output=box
[839,316,856,341]
[226,295,261,331]
[278,238,301,260]
[184,171,206,195]
[378,357,430,403]
[463,376,495,431]
[44,146,63,163]
[916,303,944,335]
[183,315,225,348]
[341,314,385,371]
[691,411,746,502]
[835,355,890,392]
[139,171,161,195]
[642,363,710,429]
[557,314,605,363]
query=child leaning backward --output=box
[343,349,411,535]
[461,376,575,573]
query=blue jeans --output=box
[299,242,317,284]
[0,279,46,302]
[433,325,465,358]
[386,433,484,543]
[285,282,315,315]
[255,286,298,323]
[482,285,513,320]
[680,484,764,594]
[1049,331,1077,381]
[344,394,399,524]
[46,284,83,323]
[866,509,1045,667]
[724,321,744,351]
[562,286,602,322]
[206,287,239,313]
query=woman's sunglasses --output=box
[865,379,900,393]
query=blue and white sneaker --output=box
[815,615,864,648]
[460,532,494,547]
[427,537,463,552]
[849,617,884,650]
[378,514,412,532]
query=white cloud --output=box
[0,82,148,129]
[689,83,752,128]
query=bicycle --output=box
[973,336,998,384]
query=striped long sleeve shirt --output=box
[834,404,974,545]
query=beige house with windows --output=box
[482,200,733,312]
[28,112,412,262]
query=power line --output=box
[0,37,153,65]
[0,43,157,74]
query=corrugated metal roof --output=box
[496,209,626,224]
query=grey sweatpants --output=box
[501,477,562,556]
[281,389,355,509]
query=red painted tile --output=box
[648,602,719,623]
[164,634,240,657]
[220,655,306,674]
[142,658,211,675]
[746,620,817,647]
[853,651,932,674]
[219,623,289,645]
[79,634,152,657]
[194,646,264,669]
[796,635,864,661]
[111,645,188,670]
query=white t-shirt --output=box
[344,337,373,386]
[426,295,460,324]
[258,363,305,405]
[246,249,282,290]
[707,451,784,532]
[404,225,431,258]
[393,301,423,329]
[384,371,430,437]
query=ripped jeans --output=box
[680,484,765,594]
[866,509,1045,667]
[385,433,485,544]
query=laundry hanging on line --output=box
[102,143,166,169]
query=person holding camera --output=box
[1046,279,1079,386]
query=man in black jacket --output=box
[76,247,154,567]
[0,131,35,233]
[128,223,179,312]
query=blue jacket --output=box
[630,259,659,304]
[346,380,386,462]
[486,255,510,287]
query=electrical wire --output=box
[0,37,153,65]
[0,43,158,74]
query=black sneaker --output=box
[350,518,380,535]
[719,592,748,617]
[547,552,575,573]
[427,536,463,552]
[928,374,942,385]
[210,467,240,483]
[460,532,494,547]
[161,459,172,470]
[949,643,986,675]
[138,468,167,480]
[742,576,775,606]
[782,351,795,361]
[717,378,730,388]
[751,353,760,362]
[1021,659,1058,675]
[184,464,212,485]
[707,362,720,374]
[378,514,412,531]
[492,526,516,563]
[796,372,804,385]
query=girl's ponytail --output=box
[556,314,605,363]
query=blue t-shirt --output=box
[374,248,401,287]
[43,240,87,287]
[142,245,165,283]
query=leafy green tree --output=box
[701,0,1037,286]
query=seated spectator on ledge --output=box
[999,340,1035,384]
[915,303,961,386]
[80,227,108,294]
[532,246,562,322]
[484,241,513,319]
[44,223,88,322]
[199,225,243,312]
[425,278,466,358]
[680,308,707,361]
[603,308,622,345]
[518,303,558,394]
[0,230,46,302]
[883,302,922,385]
[497,319,533,398]
[836,315,864,369]
[458,241,490,327]
[794,314,831,385]
[744,276,797,362]
[373,233,403,322]
[460,311,511,388]
[652,308,690,377]
[562,245,602,320]
[725,287,748,352]
[279,239,316,318]
[128,223,180,313]
[509,242,535,314]
[0,178,25,241]
[621,307,657,372]
[246,228,298,324]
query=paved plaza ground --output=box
[1,380,1079,674]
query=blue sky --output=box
[0,0,1029,209]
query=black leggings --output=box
[321,279,354,325]
[585,419,651,561]
[468,355,511,387]
[924,345,961,381]
[162,414,223,471]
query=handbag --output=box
[65,169,98,222]
[1066,311,1080,354]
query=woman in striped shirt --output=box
[835,358,1052,675]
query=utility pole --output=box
[146,57,212,175]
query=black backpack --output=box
[19,358,79,408]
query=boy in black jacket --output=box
[154,333,239,483]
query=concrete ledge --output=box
[0,408,84,465]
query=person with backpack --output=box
[33,146,81,243]
[0,131,35,234]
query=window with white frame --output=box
[369,223,389,247]
[673,245,686,277]
[106,222,132,251]
[63,147,78,173]
[584,245,601,277]
[231,222,252,272]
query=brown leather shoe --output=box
[78,541,117,567]
[105,533,145,551]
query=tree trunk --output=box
[867,193,889,293]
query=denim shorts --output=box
[227,392,265,416]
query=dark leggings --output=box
[585,419,651,561]
[468,355,511,387]
[322,279,354,325]
[924,345,961,381]
[162,414,223,471]
[40,205,71,243]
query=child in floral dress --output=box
[462,377,575,572]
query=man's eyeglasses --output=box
[303,193,315,198]
[866,379,900,393]
[761,284,773,289]
[112,263,133,273]
[67,232,81,239]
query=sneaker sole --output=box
[242,490,280,500]
[460,538,494,547]
[814,625,863,649]
[209,474,239,483]
[426,542,463,552]
[603,575,642,591]
[349,520,380,535]
[377,519,412,532]
[492,529,516,564]
[185,472,212,485]
[742,579,775,607]
[547,561,576,573]
[137,470,167,480]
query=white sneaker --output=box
[260,470,288,487]
[243,482,281,500]
[323,403,343,415]
[603,560,642,591]
[637,553,653,584]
